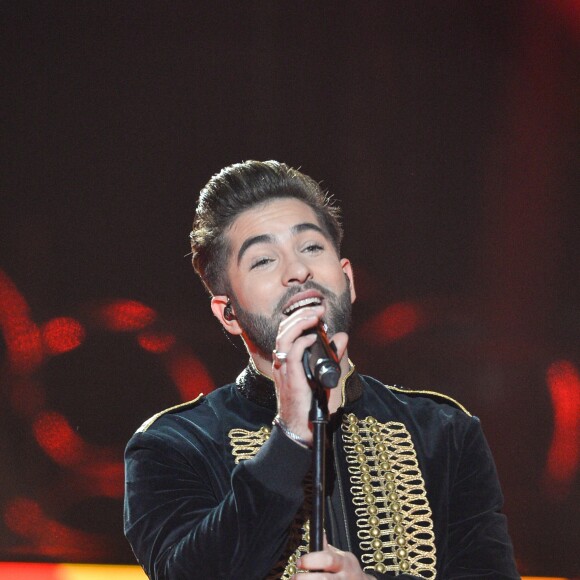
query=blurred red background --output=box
[0,2,578,577]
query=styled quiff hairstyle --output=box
[190,160,343,295]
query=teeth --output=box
[283,297,322,315]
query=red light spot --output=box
[544,360,580,494]
[32,411,86,466]
[4,498,44,536]
[361,301,425,344]
[3,497,110,559]
[168,352,215,401]
[78,461,125,498]
[99,299,156,331]
[41,317,85,354]
[0,269,43,372]
[6,322,43,372]
[137,330,176,353]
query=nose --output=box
[282,255,312,286]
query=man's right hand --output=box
[272,304,348,445]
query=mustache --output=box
[273,281,337,314]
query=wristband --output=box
[272,415,311,449]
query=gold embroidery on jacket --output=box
[342,414,437,579]
[229,426,271,463]
[228,427,310,578]
[266,509,311,579]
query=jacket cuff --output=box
[241,424,312,499]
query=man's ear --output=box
[340,258,356,303]
[210,295,243,335]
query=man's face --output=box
[217,198,355,359]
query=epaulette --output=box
[386,385,471,416]
[136,394,205,433]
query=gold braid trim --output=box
[228,426,271,464]
[265,503,311,579]
[227,427,310,578]
[342,414,437,579]
[387,385,471,416]
[136,395,204,433]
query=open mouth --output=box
[282,295,322,316]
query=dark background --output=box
[1,2,578,576]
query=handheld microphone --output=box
[302,321,340,389]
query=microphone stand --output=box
[308,375,328,552]
[302,323,340,553]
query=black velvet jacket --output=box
[124,365,519,579]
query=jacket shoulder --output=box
[385,384,471,416]
[136,394,205,433]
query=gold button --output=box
[388,492,398,502]
[287,565,296,574]
[354,443,364,453]
[357,454,367,464]
[400,560,410,571]
[360,464,370,473]
[370,526,380,538]
[391,501,401,512]
[361,473,371,483]
[380,462,391,472]
[386,472,395,481]
[372,538,382,550]
[393,513,403,523]
[348,413,357,423]
[394,524,404,535]
[367,417,377,425]
[352,434,362,443]
[396,548,407,559]
[376,563,387,573]
[369,515,379,526]
[396,536,406,547]
[371,424,380,433]
[386,482,395,492]
[373,550,385,562]
[378,452,388,462]
[367,505,378,515]
[364,494,376,504]
[362,483,372,493]
[373,434,383,443]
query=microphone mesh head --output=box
[318,363,340,389]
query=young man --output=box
[124,161,519,579]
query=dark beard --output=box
[230,280,352,360]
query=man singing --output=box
[124,160,519,579]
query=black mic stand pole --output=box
[302,323,341,553]
[308,376,328,552]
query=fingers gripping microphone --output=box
[302,321,340,389]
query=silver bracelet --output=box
[272,415,311,449]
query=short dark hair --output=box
[190,160,343,295]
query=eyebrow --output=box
[237,222,327,264]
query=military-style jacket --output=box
[124,365,519,579]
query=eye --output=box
[250,257,274,270]
[303,243,324,254]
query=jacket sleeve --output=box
[124,424,312,580]
[441,416,520,579]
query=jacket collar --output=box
[235,359,364,411]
